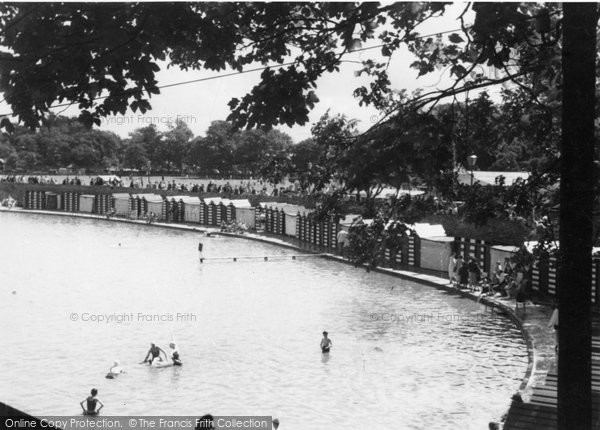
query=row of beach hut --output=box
[24,190,256,226]
[21,189,600,307]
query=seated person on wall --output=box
[505,264,524,299]
[490,261,507,294]
[503,257,514,278]
[480,273,498,296]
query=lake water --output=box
[0,212,527,429]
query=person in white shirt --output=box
[320,331,332,353]
[336,229,349,257]
[448,254,457,285]
[169,342,182,365]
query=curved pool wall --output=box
[0,209,531,429]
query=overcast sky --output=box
[5,3,498,143]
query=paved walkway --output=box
[1,206,559,424]
[504,317,600,430]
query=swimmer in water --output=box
[80,388,103,415]
[142,342,167,364]
[169,342,182,365]
[106,360,124,379]
[320,331,332,353]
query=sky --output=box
[3,2,497,144]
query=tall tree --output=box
[128,124,164,171]
[557,4,596,429]
[162,119,193,171]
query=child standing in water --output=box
[320,331,332,353]
[80,388,103,415]
[169,342,182,365]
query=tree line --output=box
[0,87,558,188]
[0,114,300,176]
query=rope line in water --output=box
[199,253,328,263]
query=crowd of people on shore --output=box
[1,174,69,185]
[448,255,530,312]
[0,174,311,197]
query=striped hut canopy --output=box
[130,193,152,200]
[260,202,290,211]
[204,197,226,206]
[178,196,201,205]
[168,195,188,202]
[130,193,158,205]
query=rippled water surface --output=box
[0,212,527,429]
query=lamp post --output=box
[467,154,477,186]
